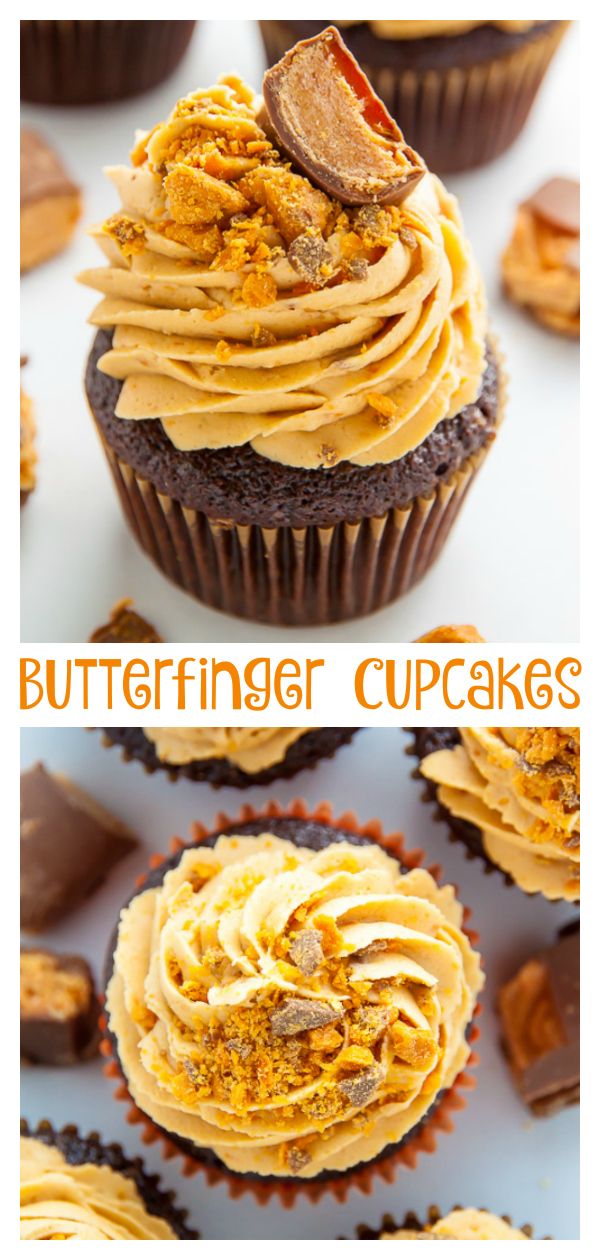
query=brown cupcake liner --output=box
[100,798,481,1208]
[405,729,580,903]
[97,432,491,627]
[260,22,569,173]
[20,1117,198,1238]
[354,1204,542,1239]
[20,21,196,106]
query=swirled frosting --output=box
[79,76,486,470]
[337,21,538,40]
[20,1137,177,1240]
[106,833,482,1178]
[143,726,310,771]
[382,1208,527,1239]
[420,728,580,901]
[502,186,580,337]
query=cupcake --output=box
[20,21,196,106]
[80,28,502,627]
[356,1206,534,1240]
[20,1119,197,1239]
[409,727,580,901]
[260,21,570,174]
[102,803,483,1201]
[502,178,580,337]
[99,726,357,787]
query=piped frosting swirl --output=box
[106,833,482,1177]
[20,1138,177,1240]
[143,726,310,771]
[420,728,580,901]
[79,75,486,470]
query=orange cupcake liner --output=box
[100,798,481,1208]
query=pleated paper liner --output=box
[405,729,580,902]
[20,1117,198,1239]
[97,727,359,788]
[100,798,481,1208]
[259,22,569,174]
[95,429,491,627]
[354,1205,545,1239]
[20,20,196,106]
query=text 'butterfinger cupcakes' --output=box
[80,27,503,626]
[103,804,483,1203]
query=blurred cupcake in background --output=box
[20,20,196,106]
[20,1120,197,1239]
[103,803,483,1201]
[81,29,503,626]
[356,1205,535,1239]
[259,21,570,173]
[409,727,580,901]
[99,726,358,787]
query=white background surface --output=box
[20,20,580,644]
[20,726,579,1240]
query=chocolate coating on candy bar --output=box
[270,997,338,1036]
[20,128,79,208]
[523,177,580,235]
[262,27,426,205]
[89,598,162,644]
[498,921,579,1116]
[20,763,137,932]
[20,948,100,1066]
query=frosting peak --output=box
[421,727,580,901]
[80,74,486,470]
[107,834,482,1177]
[143,725,310,771]
[20,1138,177,1240]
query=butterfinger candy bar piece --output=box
[20,948,100,1066]
[523,177,580,236]
[498,921,579,1116]
[262,27,425,206]
[338,1064,384,1107]
[270,997,338,1036]
[21,128,81,272]
[20,359,37,508]
[416,624,485,644]
[89,598,163,643]
[20,763,137,932]
[288,928,324,976]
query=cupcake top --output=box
[20,1137,177,1240]
[143,726,310,770]
[337,21,539,40]
[107,832,482,1178]
[381,1208,528,1240]
[502,178,580,337]
[420,728,580,901]
[79,64,485,471]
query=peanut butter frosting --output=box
[382,1208,527,1240]
[143,726,310,771]
[20,1137,177,1240]
[502,180,580,337]
[337,21,539,40]
[420,728,580,901]
[106,833,482,1178]
[79,75,486,470]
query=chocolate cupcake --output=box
[260,21,570,174]
[80,29,503,627]
[99,726,358,787]
[20,21,196,106]
[409,727,580,902]
[102,802,483,1203]
[20,1119,197,1239]
[356,1206,535,1239]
